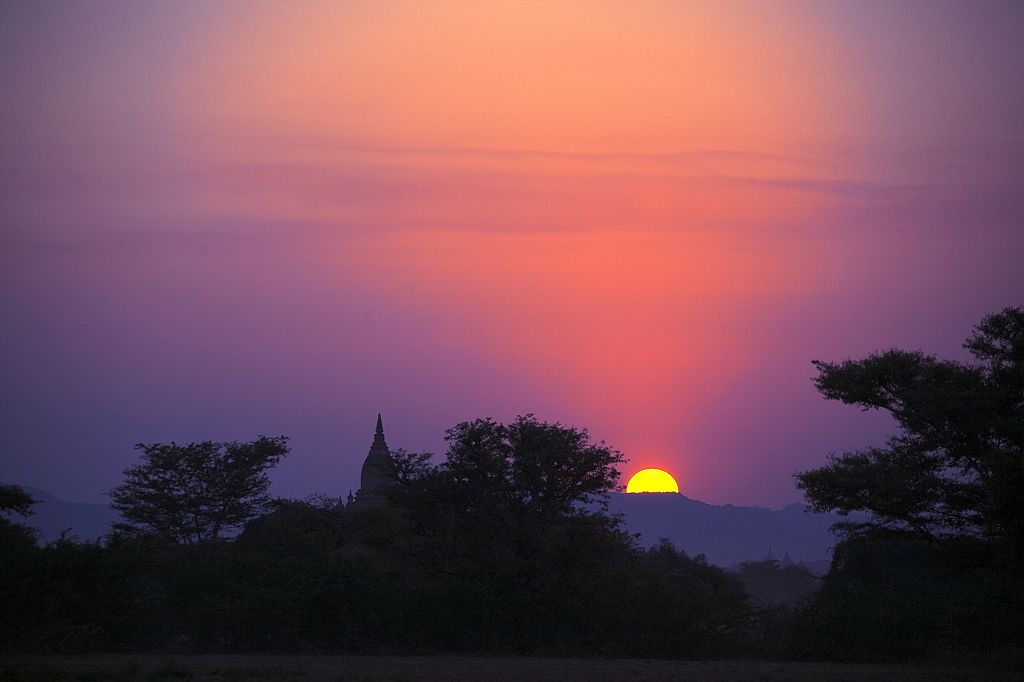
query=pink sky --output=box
[1,1,1022,507]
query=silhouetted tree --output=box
[0,484,38,518]
[0,484,41,649]
[0,484,39,551]
[795,307,1023,562]
[108,436,289,544]
[383,416,659,651]
[792,307,1024,660]
[387,416,626,578]
[790,531,1022,661]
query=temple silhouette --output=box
[346,413,395,511]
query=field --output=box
[2,655,1021,682]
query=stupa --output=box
[346,413,395,511]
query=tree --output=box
[791,308,1024,660]
[0,485,41,651]
[108,436,289,545]
[795,307,1023,561]
[388,415,627,572]
[382,416,633,649]
[0,484,40,550]
[0,484,39,518]
[790,532,1023,661]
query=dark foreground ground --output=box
[2,656,1022,682]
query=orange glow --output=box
[627,468,680,494]
[179,1,870,152]
[164,0,875,501]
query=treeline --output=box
[0,420,762,658]
[1,497,760,657]
[2,487,1018,661]
[1,308,1021,662]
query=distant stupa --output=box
[347,413,395,511]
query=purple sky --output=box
[1,1,1022,508]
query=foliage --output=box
[386,416,627,582]
[0,486,43,648]
[792,307,1024,661]
[12,366,1020,663]
[602,540,751,658]
[372,418,755,656]
[0,483,40,550]
[382,417,631,651]
[0,484,39,517]
[394,415,626,512]
[791,532,1024,661]
[1,417,766,657]
[735,560,819,607]
[795,307,1023,562]
[108,436,289,545]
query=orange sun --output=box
[626,468,680,493]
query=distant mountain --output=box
[4,486,120,543]
[608,492,841,569]
[5,485,841,570]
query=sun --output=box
[626,468,680,493]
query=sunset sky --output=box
[2,0,1022,508]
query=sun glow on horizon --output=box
[626,468,680,494]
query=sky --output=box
[1,0,1022,509]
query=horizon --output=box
[10,476,815,512]
[2,0,1023,509]
[11,478,842,569]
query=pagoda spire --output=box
[371,413,388,450]
[352,412,394,511]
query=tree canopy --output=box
[386,415,627,579]
[371,416,754,655]
[0,484,38,518]
[415,414,625,510]
[795,307,1023,562]
[108,436,289,544]
[0,484,39,551]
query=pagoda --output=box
[347,413,395,511]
